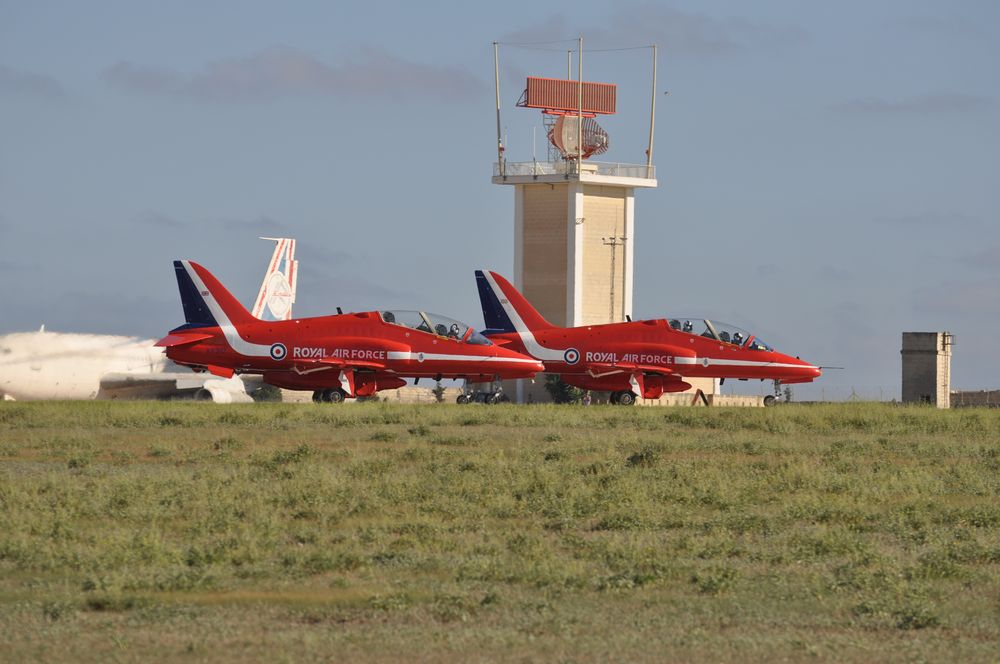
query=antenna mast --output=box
[602,229,627,320]
[577,36,583,175]
[646,44,657,178]
[493,42,504,177]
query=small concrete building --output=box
[901,332,953,407]
[950,390,1000,408]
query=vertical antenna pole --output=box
[646,44,657,179]
[577,36,583,175]
[494,41,504,177]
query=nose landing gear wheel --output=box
[456,395,470,404]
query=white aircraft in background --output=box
[0,237,298,402]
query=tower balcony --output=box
[493,160,657,188]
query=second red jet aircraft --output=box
[476,270,821,405]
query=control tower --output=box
[492,59,657,329]
[491,42,716,403]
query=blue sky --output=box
[1,1,997,399]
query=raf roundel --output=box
[563,348,580,365]
[269,343,287,361]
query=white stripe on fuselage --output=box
[182,261,272,358]
[674,357,817,370]
[482,272,567,362]
[386,351,538,364]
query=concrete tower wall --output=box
[581,185,629,325]
[901,332,953,408]
[520,184,569,326]
[516,182,635,328]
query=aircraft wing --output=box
[587,362,677,378]
[292,357,388,374]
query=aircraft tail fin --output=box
[252,237,298,320]
[475,270,555,334]
[173,260,255,329]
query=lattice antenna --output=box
[516,76,617,161]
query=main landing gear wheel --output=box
[763,395,777,407]
[456,395,470,404]
[314,388,347,403]
[611,391,637,406]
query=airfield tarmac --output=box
[1,401,999,662]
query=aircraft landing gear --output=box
[763,379,781,407]
[313,388,347,403]
[610,391,637,406]
[457,379,508,404]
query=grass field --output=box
[1,401,999,662]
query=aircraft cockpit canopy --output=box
[667,318,773,351]
[380,310,492,345]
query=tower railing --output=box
[495,161,655,179]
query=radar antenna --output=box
[516,76,616,161]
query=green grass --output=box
[1,401,999,662]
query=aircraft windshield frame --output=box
[666,317,773,351]
[379,310,492,345]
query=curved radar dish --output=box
[548,115,609,160]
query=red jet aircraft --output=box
[475,270,821,405]
[156,261,544,402]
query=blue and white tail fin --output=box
[165,261,275,358]
[475,270,555,334]
[252,237,298,321]
[173,260,256,329]
[475,270,569,362]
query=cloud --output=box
[135,211,186,229]
[0,260,40,273]
[501,15,572,46]
[104,46,484,103]
[0,64,65,100]
[885,16,988,41]
[602,5,804,56]
[818,265,851,282]
[216,216,286,232]
[755,264,781,277]
[875,212,982,229]
[504,5,805,59]
[4,290,176,337]
[962,245,1000,269]
[834,94,995,114]
[293,244,356,274]
[913,278,1000,318]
